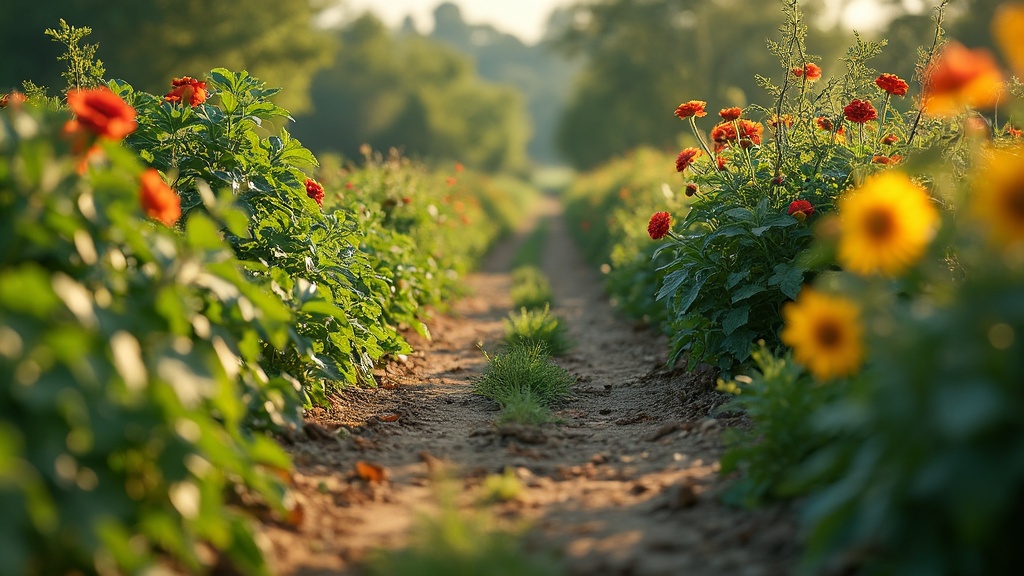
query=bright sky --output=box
[339,0,576,44]
[330,0,889,44]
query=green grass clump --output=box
[503,305,571,356]
[474,342,574,424]
[510,266,552,310]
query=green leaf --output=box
[731,283,766,303]
[722,306,750,336]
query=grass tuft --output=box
[502,304,571,356]
[510,266,552,310]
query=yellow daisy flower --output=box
[781,288,864,381]
[837,172,940,277]
[970,146,1024,247]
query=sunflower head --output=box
[970,146,1024,249]
[781,288,864,381]
[837,172,940,277]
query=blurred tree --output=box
[426,3,582,165]
[0,0,333,112]
[292,14,529,172]
[553,0,833,169]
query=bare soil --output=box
[260,195,801,575]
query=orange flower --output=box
[921,41,1004,116]
[674,147,702,172]
[455,162,464,173]
[792,63,822,81]
[1006,124,1023,138]
[993,3,1024,76]
[738,119,764,146]
[815,116,834,131]
[881,134,899,145]
[684,183,698,197]
[67,87,137,140]
[719,107,742,121]
[710,119,763,147]
[674,100,707,119]
[843,99,877,124]
[164,76,208,107]
[305,177,325,207]
[875,73,909,96]
[871,154,903,165]
[139,169,181,226]
[716,156,728,171]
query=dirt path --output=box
[261,195,801,575]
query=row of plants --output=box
[0,21,525,575]
[569,0,1023,572]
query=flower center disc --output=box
[864,207,896,242]
[814,319,843,349]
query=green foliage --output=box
[717,344,842,508]
[503,305,571,357]
[562,148,689,325]
[474,342,574,425]
[0,99,294,576]
[113,68,409,404]
[510,266,553,311]
[45,19,105,93]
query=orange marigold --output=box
[139,169,181,227]
[164,76,208,107]
[67,87,137,140]
[922,41,1004,116]
[792,63,822,81]
[881,134,899,145]
[875,73,909,96]
[719,107,742,121]
[674,100,707,119]
[675,147,702,172]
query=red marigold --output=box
[711,122,736,144]
[881,134,899,145]
[67,87,137,140]
[843,99,878,124]
[685,183,698,197]
[139,169,181,226]
[674,100,707,119]
[719,107,742,121]
[305,177,325,207]
[871,154,904,165]
[875,73,909,96]
[788,199,814,222]
[0,91,27,108]
[793,63,822,81]
[164,76,208,107]
[1007,125,1023,138]
[675,147,702,172]
[716,156,728,171]
[815,116,834,131]
[647,211,672,240]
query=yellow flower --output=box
[994,4,1024,76]
[837,172,940,276]
[970,146,1024,248]
[781,288,864,381]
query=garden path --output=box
[260,195,800,576]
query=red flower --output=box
[1007,125,1023,138]
[647,211,672,240]
[716,156,728,171]
[685,183,698,197]
[305,177,325,207]
[674,100,707,119]
[164,76,208,107]
[139,169,181,226]
[788,199,814,223]
[875,73,909,96]
[881,134,899,145]
[843,99,878,124]
[719,107,742,121]
[66,87,137,140]
[675,147,702,172]
[0,91,27,109]
[711,122,737,145]
[871,154,904,165]
[792,63,822,81]
[815,116,834,131]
